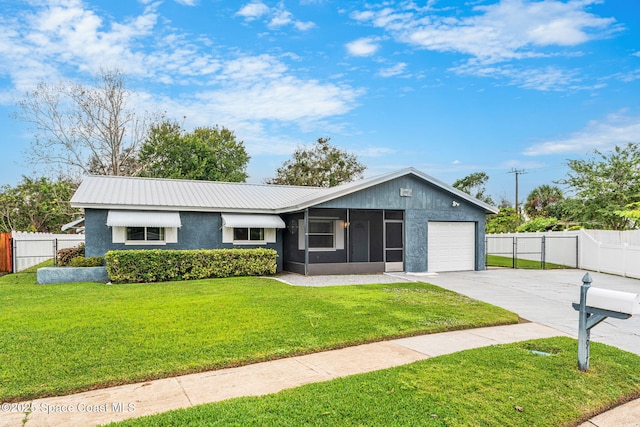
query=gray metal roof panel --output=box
[71,168,498,214]
[71,175,324,211]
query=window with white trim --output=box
[298,219,344,250]
[308,220,335,248]
[126,226,165,242]
[112,226,178,245]
[233,227,265,242]
[222,226,276,244]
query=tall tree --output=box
[485,207,522,233]
[266,137,366,187]
[452,172,494,204]
[524,185,564,218]
[557,143,640,230]
[138,121,250,182]
[0,177,79,233]
[15,69,151,178]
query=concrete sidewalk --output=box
[1,323,562,427]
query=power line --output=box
[508,168,528,214]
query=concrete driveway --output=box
[404,268,640,355]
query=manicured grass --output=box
[487,255,570,269]
[108,337,640,427]
[0,272,518,402]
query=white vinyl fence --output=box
[486,230,580,269]
[12,232,85,272]
[578,230,640,279]
[486,229,640,279]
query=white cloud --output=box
[237,1,315,31]
[236,2,270,20]
[355,146,396,157]
[350,0,621,88]
[378,62,407,77]
[524,111,640,156]
[346,37,381,57]
[0,0,362,140]
[174,0,198,5]
[454,62,581,91]
[268,8,294,28]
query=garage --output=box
[428,222,476,272]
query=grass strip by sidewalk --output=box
[0,272,517,402]
[108,337,640,427]
[487,254,570,269]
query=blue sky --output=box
[1,0,639,205]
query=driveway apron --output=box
[400,268,640,356]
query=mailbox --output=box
[585,287,640,315]
[573,273,639,371]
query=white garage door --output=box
[428,222,476,272]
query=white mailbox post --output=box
[572,273,640,371]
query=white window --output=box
[298,219,345,251]
[233,227,265,242]
[222,226,276,244]
[309,220,335,248]
[126,227,165,242]
[111,226,178,245]
[108,211,180,245]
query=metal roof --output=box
[70,168,498,214]
[71,175,324,213]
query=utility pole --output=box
[508,168,527,214]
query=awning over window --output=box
[61,217,85,232]
[107,210,182,228]
[221,213,285,229]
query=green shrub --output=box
[516,217,562,232]
[104,248,278,283]
[69,256,105,267]
[57,243,85,266]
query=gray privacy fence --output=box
[12,231,85,272]
[486,229,640,278]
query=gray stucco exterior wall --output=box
[84,209,283,271]
[315,175,489,272]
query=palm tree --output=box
[525,185,564,218]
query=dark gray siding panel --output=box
[315,176,467,211]
[84,209,283,271]
[316,176,489,273]
[85,209,221,257]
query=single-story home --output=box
[70,167,498,275]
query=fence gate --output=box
[0,232,11,273]
[486,234,579,269]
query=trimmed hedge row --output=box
[104,248,278,283]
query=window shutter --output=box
[335,220,345,250]
[298,219,306,250]
[112,226,126,243]
[166,227,178,243]
[222,227,234,243]
[265,228,276,243]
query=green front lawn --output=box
[109,337,640,427]
[487,255,571,269]
[0,271,518,402]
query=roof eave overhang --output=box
[273,168,500,214]
[71,203,282,215]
